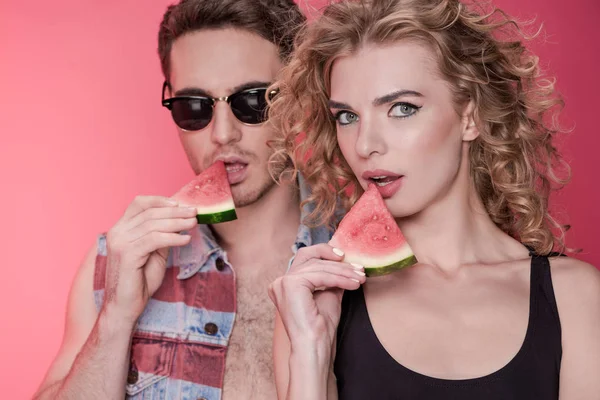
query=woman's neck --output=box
[397,161,528,273]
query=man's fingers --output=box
[124,204,198,231]
[131,231,192,257]
[128,217,198,241]
[122,195,180,220]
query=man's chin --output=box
[230,179,276,208]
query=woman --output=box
[266,0,600,398]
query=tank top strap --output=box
[528,249,563,332]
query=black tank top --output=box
[334,253,563,399]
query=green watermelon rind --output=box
[334,241,418,277]
[179,185,238,225]
[363,255,418,277]
[196,209,237,224]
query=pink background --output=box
[1,0,598,397]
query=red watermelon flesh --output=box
[172,161,237,224]
[329,184,417,277]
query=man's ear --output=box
[461,100,479,142]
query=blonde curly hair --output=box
[268,0,572,255]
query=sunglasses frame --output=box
[161,81,278,131]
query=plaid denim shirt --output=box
[93,175,334,400]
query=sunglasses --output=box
[161,81,277,131]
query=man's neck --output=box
[210,181,301,262]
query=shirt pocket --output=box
[125,333,176,399]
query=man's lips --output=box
[214,155,249,165]
[213,156,250,185]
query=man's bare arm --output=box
[32,244,135,400]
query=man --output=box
[32,1,326,399]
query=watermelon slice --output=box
[329,184,417,277]
[172,161,237,224]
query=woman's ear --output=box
[461,100,479,142]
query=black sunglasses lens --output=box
[170,98,213,131]
[230,89,269,124]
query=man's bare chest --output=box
[221,265,285,399]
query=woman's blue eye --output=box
[336,111,359,125]
[389,102,420,118]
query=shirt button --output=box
[197,398,207,400]
[127,367,139,385]
[215,257,225,271]
[205,322,219,335]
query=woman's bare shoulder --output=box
[548,255,600,326]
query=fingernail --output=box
[351,263,364,270]
[187,207,197,213]
[332,248,344,257]
[167,199,178,205]
[351,278,361,283]
[354,270,366,276]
